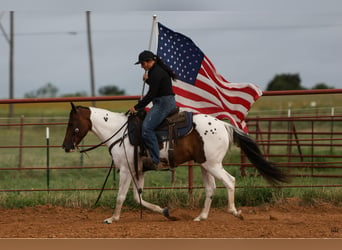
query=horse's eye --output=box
[74,128,80,134]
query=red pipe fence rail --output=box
[1,90,342,194]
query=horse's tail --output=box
[225,123,289,185]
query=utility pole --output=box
[0,11,15,116]
[9,11,14,116]
[86,11,96,107]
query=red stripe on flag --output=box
[195,74,254,110]
[202,56,262,99]
[172,84,246,122]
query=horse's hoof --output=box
[228,209,244,220]
[233,210,244,220]
[193,215,207,221]
[193,217,207,221]
[162,207,170,217]
[163,207,178,221]
[193,217,201,222]
[103,218,113,224]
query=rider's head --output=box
[134,50,156,70]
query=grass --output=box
[251,93,342,116]
[1,175,341,209]
[0,94,342,209]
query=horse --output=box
[62,102,288,223]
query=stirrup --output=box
[142,157,157,171]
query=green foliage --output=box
[235,177,275,206]
[312,82,334,90]
[300,187,342,206]
[300,189,320,206]
[265,74,335,91]
[60,91,88,97]
[98,85,126,96]
[24,82,59,98]
[22,82,126,98]
[266,73,305,91]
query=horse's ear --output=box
[71,102,77,112]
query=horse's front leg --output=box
[132,172,171,219]
[103,168,132,224]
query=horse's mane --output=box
[76,105,90,110]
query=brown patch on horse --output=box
[62,104,92,152]
[173,128,206,165]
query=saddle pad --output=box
[156,111,193,142]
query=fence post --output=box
[287,109,292,162]
[18,115,24,169]
[80,140,84,167]
[267,120,272,159]
[311,120,314,176]
[46,127,50,192]
[240,151,246,177]
[188,161,193,196]
[330,107,334,154]
[291,121,304,162]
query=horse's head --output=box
[62,102,92,152]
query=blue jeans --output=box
[142,95,176,164]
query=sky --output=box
[0,0,342,98]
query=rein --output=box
[79,120,128,153]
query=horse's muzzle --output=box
[62,144,75,153]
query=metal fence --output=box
[1,90,342,194]
[245,115,342,179]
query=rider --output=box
[130,50,177,170]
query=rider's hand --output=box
[143,72,148,82]
[129,107,136,114]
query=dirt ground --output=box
[0,198,341,238]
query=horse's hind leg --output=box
[194,167,216,221]
[103,168,132,224]
[223,171,242,219]
[203,163,242,219]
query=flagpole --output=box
[140,14,157,100]
[148,14,157,51]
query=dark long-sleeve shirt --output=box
[134,63,174,110]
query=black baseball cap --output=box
[134,50,156,65]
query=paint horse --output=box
[62,103,287,223]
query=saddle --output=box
[127,108,193,176]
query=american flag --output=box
[156,22,262,132]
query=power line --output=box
[1,23,341,37]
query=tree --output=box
[24,82,59,98]
[60,91,88,97]
[98,85,126,96]
[266,73,305,91]
[312,83,334,90]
